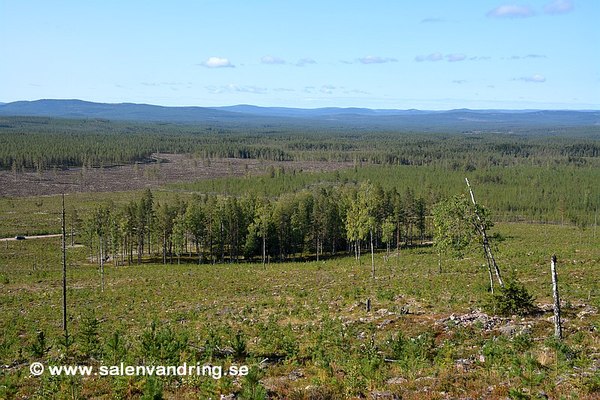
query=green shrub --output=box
[105,330,128,364]
[238,366,267,400]
[79,310,102,359]
[139,321,187,364]
[385,331,436,372]
[141,376,163,400]
[486,278,536,316]
[29,330,50,358]
[231,331,248,360]
[580,370,600,394]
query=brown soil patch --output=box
[0,154,352,197]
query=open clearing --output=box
[1,222,598,399]
[0,154,352,197]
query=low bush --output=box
[485,278,536,316]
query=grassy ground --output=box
[1,222,598,399]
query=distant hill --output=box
[213,105,600,128]
[1,99,599,130]
[0,99,245,122]
[212,104,423,117]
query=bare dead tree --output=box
[61,194,68,336]
[551,255,563,340]
[465,178,504,288]
[370,229,375,279]
[100,237,105,292]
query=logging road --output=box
[0,234,62,242]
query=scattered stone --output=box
[288,369,304,381]
[454,358,473,371]
[370,390,400,399]
[436,309,504,331]
[377,319,393,329]
[386,377,407,385]
[577,305,598,319]
[498,323,517,336]
[539,303,554,312]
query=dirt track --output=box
[0,154,352,197]
[0,234,62,241]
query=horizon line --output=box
[1,98,599,112]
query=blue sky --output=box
[1,0,598,109]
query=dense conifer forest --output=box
[2,116,600,171]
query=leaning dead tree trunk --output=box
[465,178,504,289]
[551,255,563,339]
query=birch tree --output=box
[432,194,498,290]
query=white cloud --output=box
[261,55,286,65]
[487,5,535,18]
[516,74,546,82]
[544,0,574,14]
[296,58,317,67]
[358,56,398,64]
[415,52,444,62]
[446,54,467,62]
[200,57,234,68]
